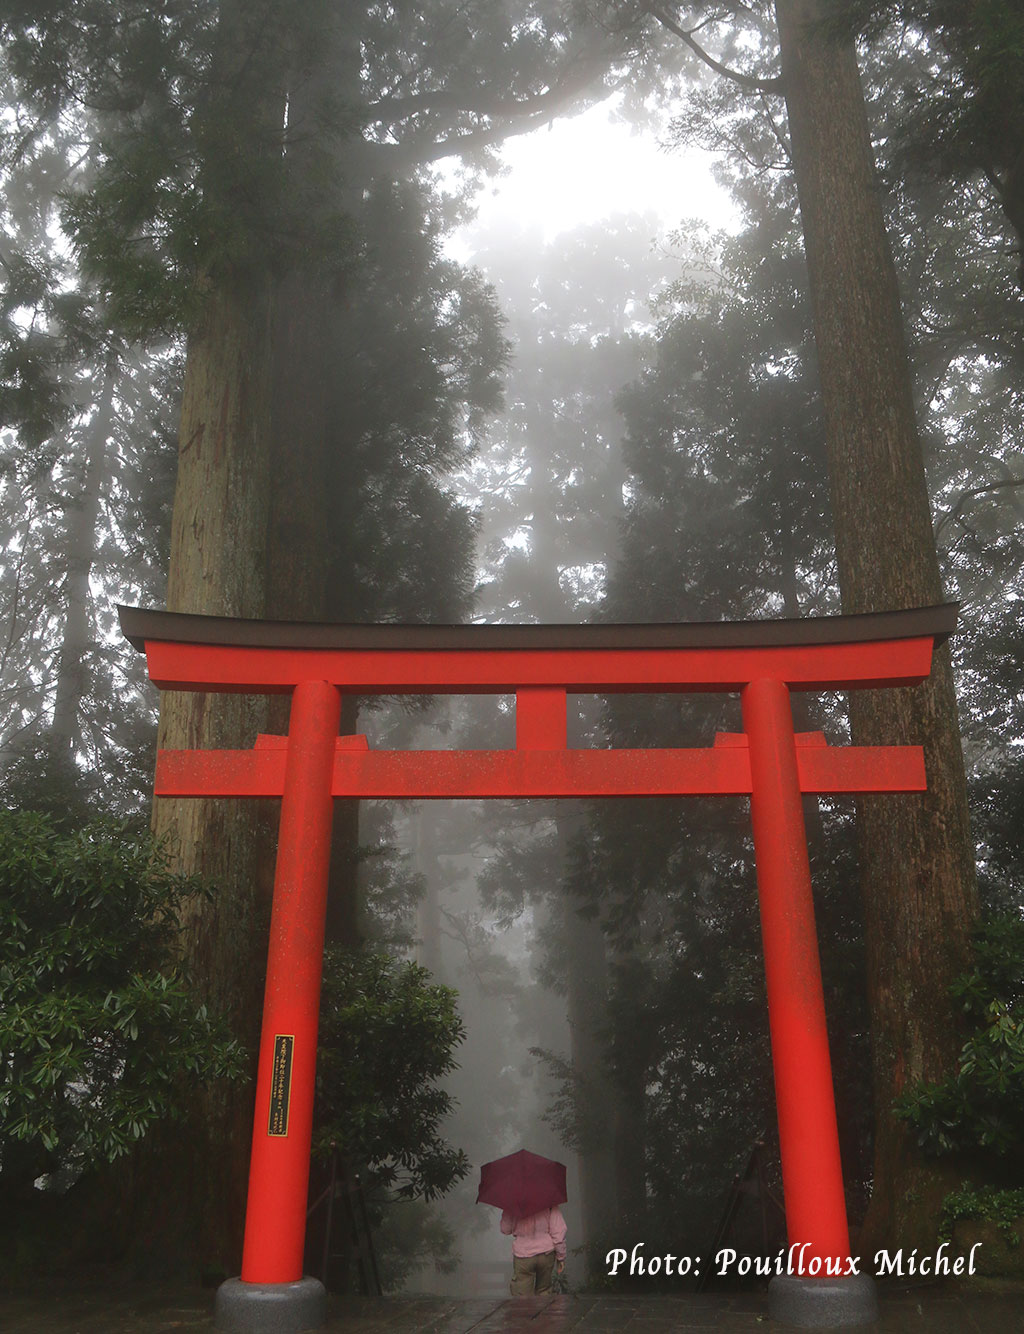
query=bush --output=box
[895,912,1024,1174]
[314,948,468,1201]
[0,810,246,1195]
[939,1183,1024,1244]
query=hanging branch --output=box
[370,64,631,169]
[933,476,1024,541]
[645,5,785,94]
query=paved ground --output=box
[2,1281,1024,1333]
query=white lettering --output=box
[716,1248,737,1276]
[606,1249,626,1276]
[630,1243,645,1276]
[874,1249,903,1277]
[872,1244,980,1279]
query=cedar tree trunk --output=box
[51,358,116,768]
[137,0,369,1272]
[557,810,619,1276]
[145,274,278,1275]
[774,0,977,1253]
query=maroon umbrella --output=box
[476,1148,568,1219]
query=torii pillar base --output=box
[215,1276,327,1332]
[769,1273,879,1328]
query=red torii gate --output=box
[120,602,957,1332]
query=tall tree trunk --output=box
[273,2,367,953]
[50,358,117,773]
[556,809,618,1276]
[136,0,363,1273]
[326,696,364,949]
[414,804,446,980]
[521,482,623,1256]
[774,0,978,1253]
[143,274,278,1275]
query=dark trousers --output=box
[510,1249,555,1295]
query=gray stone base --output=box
[214,1276,327,1332]
[768,1273,879,1328]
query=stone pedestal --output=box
[214,1276,327,1332]
[768,1273,879,1328]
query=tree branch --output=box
[365,75,592,130]
[934,476,1024,541]
[370,68,630,171]
[647,5,784,94]
[757,89,792,162]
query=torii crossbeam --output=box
[120,602,957,1332]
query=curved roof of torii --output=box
[118,602,958,653]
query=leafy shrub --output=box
[314,948,468,1200]
[939,1184,1024,1244]
[0,810,246,1194]
[895,912,1024,1173]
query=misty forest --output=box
[2,0,1024,1311]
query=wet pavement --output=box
[2,1281,1024,1333]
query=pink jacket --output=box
[500,1206,567,1261]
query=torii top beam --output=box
[118,603,957,696]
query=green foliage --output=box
[0,741,98,830]
[895,914,1024,1171]
[321,189,509,628]
[832,0,1024,272]
[0,810,246,1191]
[939,1184,1024,1245]
[0,0,668,341]
[314,948,469,1201]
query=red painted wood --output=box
[155,742,925,800]
[742,676,851,1265]
[715,730,827,747]
[254,732,368,750]
[134,617,948,1287]
[240,679,341,1284]
[143,635,936,694]
[515,687,568,749]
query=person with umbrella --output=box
[476,1149,568,1295]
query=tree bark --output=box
[557,809,619,1276]
[414,804,445,979]
[137,0,356,1273]
[143,273,278,1274]
[50,357,117,770]
[774,0,978,1252]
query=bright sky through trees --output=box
[447,97,736,255]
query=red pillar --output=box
[741,676,851,1265]
[240,679,341,1283]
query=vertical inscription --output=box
[268,1034,294,1136]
